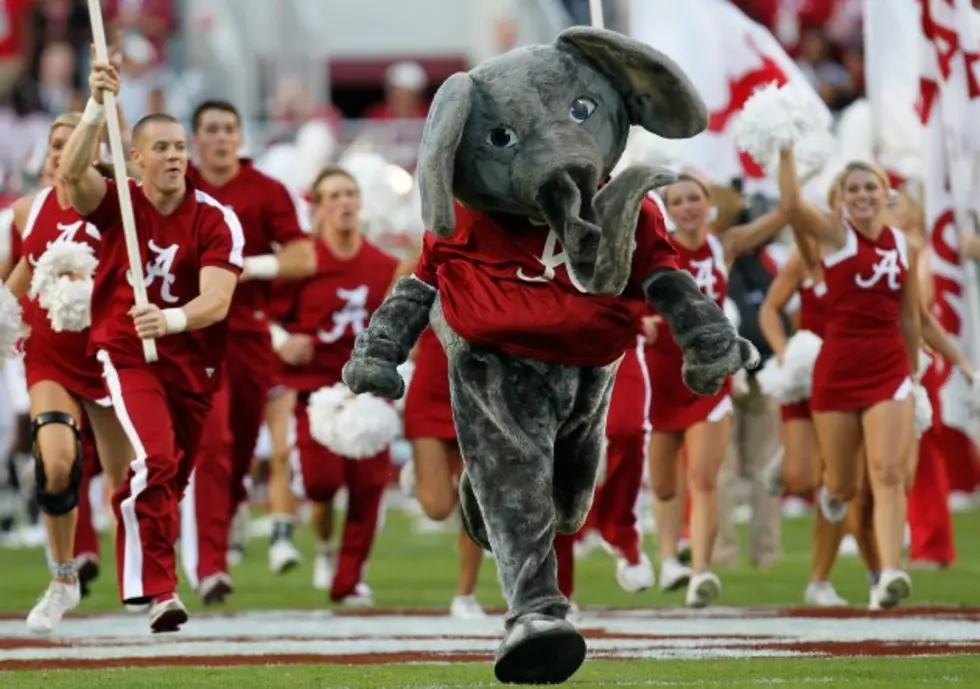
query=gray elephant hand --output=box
[681,323,760,395]
[342,356,406,399]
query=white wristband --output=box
[81,98,106,125]
[243,255,280,281]
[270,323,289,350]
[162,308,188,334]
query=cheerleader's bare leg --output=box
[82,401,133,495]
[411,437,485,618]
[861,395,915,607]
[26,381,85,633]
[684,418,731,577]
[648,432,690,592]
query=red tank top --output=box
[797,277,827,337]
[21,187,101,338]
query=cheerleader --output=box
[647,172,787,607]
[778,147,922,608]
[275,166,399,605]
[759,237,882,607]
[401,258,487,618]
[5,110,135,633]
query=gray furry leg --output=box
[552,362,618,534]
[434,317,566,628]
[458,471,491,551]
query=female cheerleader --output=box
[647,172,787,607]
[778,147,921,608]
[5,107,135,633]
[759,240,882,607]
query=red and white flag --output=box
[628,0,829,194]
[909,0,980,430]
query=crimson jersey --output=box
[414,198,679,367]
[279,240,399,392]
[186,160,307,334]
[85,179,245,394]
[20,187,107,402]
[811,223,911,412]
[647,234,731,432]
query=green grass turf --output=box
[6,657,980,689]
[2,505,979,613]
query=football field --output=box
[2,503,979,687]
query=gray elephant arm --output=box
[643,268,759,395]
[342,276,436,399]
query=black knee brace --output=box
[33,411,83,517]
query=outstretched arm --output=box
[60,49,120,217]
[759,251,805,361]
[343,275,436,398]
[778,147,843,251]
[643,267,758,395]
[720,208,787,266]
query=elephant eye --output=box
[486,126,519,148]
[570,97,597,124]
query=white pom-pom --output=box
[330,393,401,459]
[394,361,414,412]
[917,349,932,379]
[0,284,23,358]
[734,82,832,176]
[306,383,350,449]
[29,241,98,333]
[782,330,823,399]
[793,129,835,183]
[756,357,793,402]
[38,276,93,332]
[723,297,742,331]
[913,383,933,438]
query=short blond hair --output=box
[48,112,82,139]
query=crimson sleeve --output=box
[413,232,441,286]
[83,179,122,230]
[634,196,680,278]
[265,179,308,245]
[199,205,245,275]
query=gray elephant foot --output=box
[342,357,405,399]
[458,471,492,552]
[494,614,586,685]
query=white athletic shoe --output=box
[685,571,721,608]
[818,486,849,524]
[871,569,912,610]
[340,582,374,607]
[197,572,233,605]
[804,581,848,607]
[148,594,189,633]
[450,594,487,619]
[26,580,80,634]
[573,530,604,559]
[659,557,693,592]
[615,553,655,593]
[312,549,337,591]
[269,539,302,574]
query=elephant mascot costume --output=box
[343,26,758,685]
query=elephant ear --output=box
[417,72,474,237]
[555,26,708,139]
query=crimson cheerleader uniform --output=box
[647,234,731,431]
[810,224,912,412]
[780,278,827,421]
[403,327,456,441]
